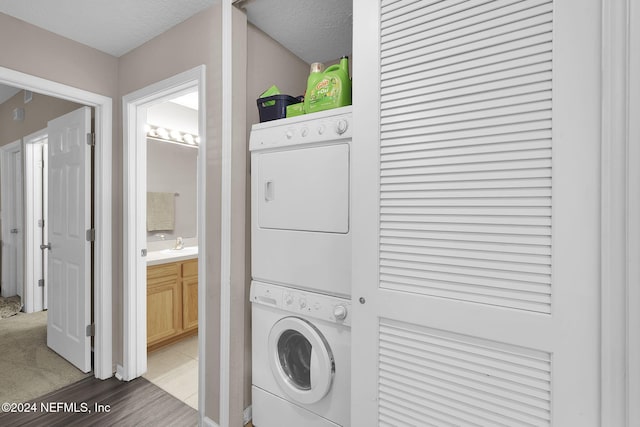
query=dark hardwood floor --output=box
[0,376,198,426]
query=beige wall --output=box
[0,14,118,98]
[246,24,309,130]
[0,90,82,145]
[117,6,223,421]
[0,7,311,425]
[118,5,249,424]
[122,15,310,421]
[0,10,121,375]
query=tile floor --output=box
[143,335,199,410]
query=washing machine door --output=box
[268,316,334,405]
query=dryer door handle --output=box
[265,179,275,201]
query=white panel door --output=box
[0,140,24,299]
[352,0,601,425]
[46,107,92,373]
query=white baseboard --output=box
[243,405,252,425]
[202,416,220,427]
[115,365,124,381]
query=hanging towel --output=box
[147,192,175,231]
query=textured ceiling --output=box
[0,0,352,68]
[0,1,352,120]
[239,0,352,64]
[0,0,216,57]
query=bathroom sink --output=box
[146,246,199,265]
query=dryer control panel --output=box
[251,281,352,326]
[250,106,352,151]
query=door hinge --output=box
[86,228,95,242]
[38,219,44,228]
[86,132,95,146]
[38,279,44,287]
[86,324,95,337]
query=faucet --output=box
[174,236,184,250]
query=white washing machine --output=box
[251,281,351,427]
[250,106,352,297]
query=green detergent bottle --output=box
[304,56,352,114]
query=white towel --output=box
[147,192,175,231]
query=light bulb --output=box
[156,127,168,139]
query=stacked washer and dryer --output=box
[249,106,353,427]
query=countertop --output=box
[146,246,198,266]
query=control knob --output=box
[284,294,293,305]
[336,119,349,135]
[299,298,307,309]
[333,304,348,321]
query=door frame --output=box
[628,2,640,424]
[121,67,206,392]
[602,1,640,425]
[0,66,113,379]
[23,129,47,313]
[0,139,24,299]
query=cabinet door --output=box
[147,280,181,345]
[182,276,198,331]
[147,263,181,345]
[182,259,198,278]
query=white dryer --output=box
[251,281,351,427]
[250,106,352,297]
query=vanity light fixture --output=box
[146,124,199,148]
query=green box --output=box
[286,102,304,118]
[259,85,280,106]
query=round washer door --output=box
[268,316,334,404]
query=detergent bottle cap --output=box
[310,62,325,73]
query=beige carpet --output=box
[0,311,90,404]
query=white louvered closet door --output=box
[352,1,602,425]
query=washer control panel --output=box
[251,281,351,326]
[250,106,352,152]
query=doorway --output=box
[122,66,206,413]
[0,66,112,380]
[0,140,24,301]
[0,98,92,371]
[23,129,48,314]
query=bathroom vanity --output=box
[147,254,198,351]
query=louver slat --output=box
[378,320,552,426]
[379,0,553,314]
[382,0,551,51]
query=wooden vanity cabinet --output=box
[181,260,199,331]
[147,258,198,351]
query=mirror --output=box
[146,92,198,242]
